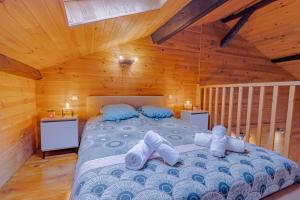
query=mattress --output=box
[71,115,300,200]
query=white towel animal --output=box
[194,131,245,153]
[125,140,154,170]
[209,126,227,157]
[144,130,180,166]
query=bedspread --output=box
[71,116,300,200]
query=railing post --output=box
[228,87,234,135]
[269,86,279,150]
[221,87,226,125]
[256,86,265,146]
[283,85,296,157]
[203,88,207,110]
[245,86,253,142]
[199,86,202,109]
[214,87,219,126]
[208,88,213,129]
[236,86,243,138]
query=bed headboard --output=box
[87,96,167,117]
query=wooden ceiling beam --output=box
[220,0,277,48]
[221,0,277,23]
[220,10,254,48]
[0,54,42,80]
[271,54,300,63]
[151,0,228,44]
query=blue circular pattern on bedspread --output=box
[105,141,124,148]
[187,192,200,200]
[133,175,147,185]
[74,117,300,200]
[117,191,133,200]
[91,184,107,197]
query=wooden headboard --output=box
[87,96,167,117]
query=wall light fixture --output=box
[119,55,138,67]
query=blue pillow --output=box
[101,104,139,121]
[141,105,173,119]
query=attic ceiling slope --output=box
[224,0,300,79]
[0,0,189,69]
[0,0,259,70]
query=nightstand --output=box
[180,110,209,129]
[40,115,79,158]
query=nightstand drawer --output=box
[41,119,78,151]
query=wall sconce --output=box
[119,55,138,67]
[71,95,78,101]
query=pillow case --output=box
[141,105,173,119]
[101,104,139,121]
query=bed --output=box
[70,96,300,200]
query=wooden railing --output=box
[196,81,300,157]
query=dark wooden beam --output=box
[221,0,277,23]
[151,0,228,44]
[220,0,277,48]
[271,54,300,63]
[0,54,42,80]
[220,10,254,48]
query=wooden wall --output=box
[0,72,36,187]
[190,22,296,84]
[36,28,201,128]
[225,0,300,80]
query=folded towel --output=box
[210,134,227,158]
[144,130,180,166]
[194,132,212,147]
[125,140,154,170]
[144,130,164,150]
[194,125,245,153]
[212,125,227,137]
[156,143,180,166]
[226,137,245,153]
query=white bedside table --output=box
[180,110,209,129]
[40,115,79,158]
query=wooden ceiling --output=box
[0,0,189,69]
[226,0,300,78]
[0,0,257,70]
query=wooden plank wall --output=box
[192,22,296,84]
[225,0,300,80]
[36,28,201,133]
[0,72,36,187]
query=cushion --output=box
[141,105,173,119]
[101,104,139,121]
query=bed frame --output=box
[86,95,167,117]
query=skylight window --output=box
[63,0,167,26]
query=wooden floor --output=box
[0,153,77,200]
[0,152,299,200]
